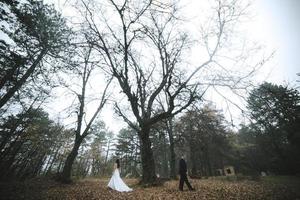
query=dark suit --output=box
[178,158,193,191]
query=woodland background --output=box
[0,0,299,199]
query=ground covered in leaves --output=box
[1,176,300,200]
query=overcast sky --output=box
[254,0,300,83]
[43,0,300,133]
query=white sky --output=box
[252,0,300,83]
[204,0,300,127]
[42,0,300,133]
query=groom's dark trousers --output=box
[179,158,193,191]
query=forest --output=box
[0,0,299,199]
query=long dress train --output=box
[107,168,133,192]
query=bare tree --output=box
[59,40,112,182]
[78,0,266,184]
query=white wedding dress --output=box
[107,168,133,192]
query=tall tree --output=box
[59,41,112,183]
[80,0,265,184]
[232,124,270,174]
[88,121,107,176]
[115,127,140,177]
[0,0,72,109]
[175,104,230,177]
[247,82,300,174]
[165,118,176,179]
[74,0,265,184]
[0,108,66,180]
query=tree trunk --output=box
[0,50,47,109]
[205,148,212,176]
[133,146,139,177]
[35,153,47,176]
[102,139,111,175]
[169,142,176,178]
[138,126,157,185]
[167,119,176,179]
[57,158,63,174]
[60,138,82,183]
[0,129,25,163]
[190,141,197,176]
[0,132,11,153]
[162,135,169,178]
[0,140,23,179]
[46,145,60,175]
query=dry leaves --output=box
[1,177,299,200]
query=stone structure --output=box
[224,166,235,176]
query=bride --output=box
[107,159,133,192]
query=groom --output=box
[178,155,195,191]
